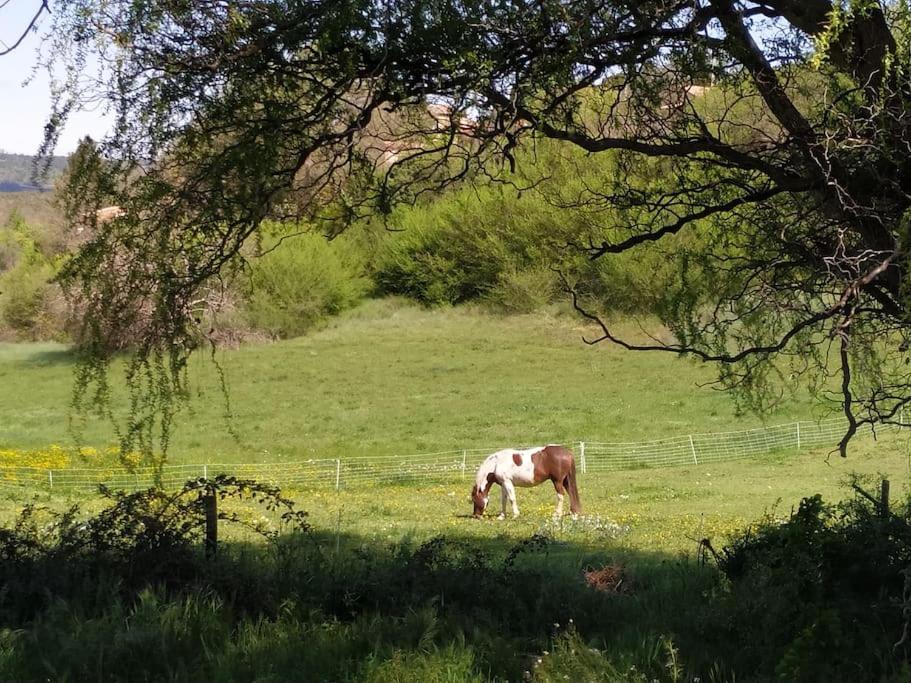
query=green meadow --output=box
[2,298,908,548]
[0,298,828,462]
[2,300,910,681]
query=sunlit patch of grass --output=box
[0,300,826,463]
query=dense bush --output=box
[0,212,65,340]
[239,227,370,339]
[710,484,911,681]
[372,148,683,316]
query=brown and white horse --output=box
[470,444,581,519]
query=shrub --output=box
[0,213,64,340]
[241,227,369,338]
[372,181,679,314]
[484,266,558,313]
[712,485,911,681]
[373,195,514,305]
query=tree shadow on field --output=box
[8,346,78,367]
[4,494,908,682]
[0,510,734,683]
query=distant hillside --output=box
[0,153,68,192]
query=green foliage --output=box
[485,266,557,313]
[713,485,911,681]
[373,156,674,315]
[373,190,521,306]
[241,226,369,339]
[0,476,309,622]
[0,212,62,340]
[5,483,910,681]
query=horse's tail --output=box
[566,457,582,514]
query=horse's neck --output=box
[476,456,499,490]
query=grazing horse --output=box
[470,445,581,519]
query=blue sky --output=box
[0,1,110,156]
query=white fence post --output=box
[579,441,586,474]
[48,470,53,488]
[203,464,208,479]
[796,422,801,451]
[461,450,467,479]
[689,435,698,465]
[335,459,341,490]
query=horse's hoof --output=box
[497,513,506,521]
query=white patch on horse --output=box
[473,447,543,518]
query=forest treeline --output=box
[0,153,67,191]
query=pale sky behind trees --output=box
[0,0,109,156]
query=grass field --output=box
[1,298,907,550]
[0,298,826,463]
[3,300,911,681]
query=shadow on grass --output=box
[9,345,78,367]
[0,521,731,682]
[5,489,910,683]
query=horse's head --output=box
[470,484,489,517]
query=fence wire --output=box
[0,417,897,493]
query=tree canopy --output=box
[6,0,911,457]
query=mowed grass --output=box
[0,298,825,464]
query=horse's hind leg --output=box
[552,478,566,517]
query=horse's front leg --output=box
[503,480,519,518]
[498,485,508,520]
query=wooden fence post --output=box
[881,479,891,518]
[204,489,218,559]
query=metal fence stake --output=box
[796,422,801,451]
[461,450,466,479]
[48,470,53,488]
[689,435,698,465]
[579,441,586,474]
[335,459,341,490]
